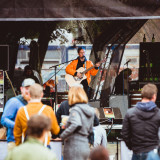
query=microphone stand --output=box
[125,62,130,108]
[48,58,77,111]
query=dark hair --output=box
[23,65,34,76]
[141,83,158,100]
[90,146,109,160]
[77,47,83,53]
[26,114,51,138]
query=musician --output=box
[66,47,100,96]
[114,68,132,95]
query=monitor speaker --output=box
[109,95,128,118]
[0,45,9,71]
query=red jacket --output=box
[66,59,98,84]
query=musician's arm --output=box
[66,61,77,76]
[90,61,99,76]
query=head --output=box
[29,83,43,100]
[141,83,158,102]
[78,47,85,60]
[23,65,34,77]
[26,114,51,142]
[123,68,132,78]
[89,146,109,160]
[20,78,36,101]
[68,86,88,106]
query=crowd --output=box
[1,65,160,160]
[0,78,108,160]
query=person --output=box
[89,146,109,160]
[1,78,35,150]
[121,83,160,160]
[14,83,60,146]
[66,47,100,96]
[5,114,57,160]
[56,99,99,148]
[22,65,40,84]
[56,99,100,145]
[114,68,132,95]
[56,100,69,134]
[60,86,95,160]
[93,108,107,148]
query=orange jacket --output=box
[66,59,99,84]
[14,102,60,146]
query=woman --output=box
[60,86,95,160]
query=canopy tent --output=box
[0,0,160,20]
[1,0,160,108]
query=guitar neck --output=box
[82,65,95,74]
[81,58,106,74]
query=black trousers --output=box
[81,79,89,98]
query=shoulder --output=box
[4,97,24,111]
[126,107,137,115]
[6,97,21,104]
[60,100,69,108]
[45,105,53,111]
[42,147,57,159]
[17,106,25,116]
[69,59,78,64]
[155,107,160,113]
[87,60,93,65]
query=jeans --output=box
[132,152,148,160]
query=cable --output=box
[107,118,114,136]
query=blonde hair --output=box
[29,83,43,99]
[68,86,88,105]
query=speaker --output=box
[0,45,9,71]
[109,95,128,118]
[139,42,160,81]
[89,100,100,108]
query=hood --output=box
[136,101,156,111]
[136,101,158,120]
[73,103,94,118]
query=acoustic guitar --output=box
[65,58,106,87]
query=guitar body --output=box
[65,67,87,87]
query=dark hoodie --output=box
[122,101,160,153]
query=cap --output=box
[22,78,35,87]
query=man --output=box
[1,78,35,150]
[93,108,107,148]
[66,47,100,96]
[5,114,57,160]
[14,83,60,146]
[22,65,40,84]
[122,83,160,160]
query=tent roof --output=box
[0,0,160,20]
[129,19,160,43]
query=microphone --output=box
[124,59,131,65]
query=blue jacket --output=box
[1,95,27,142]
